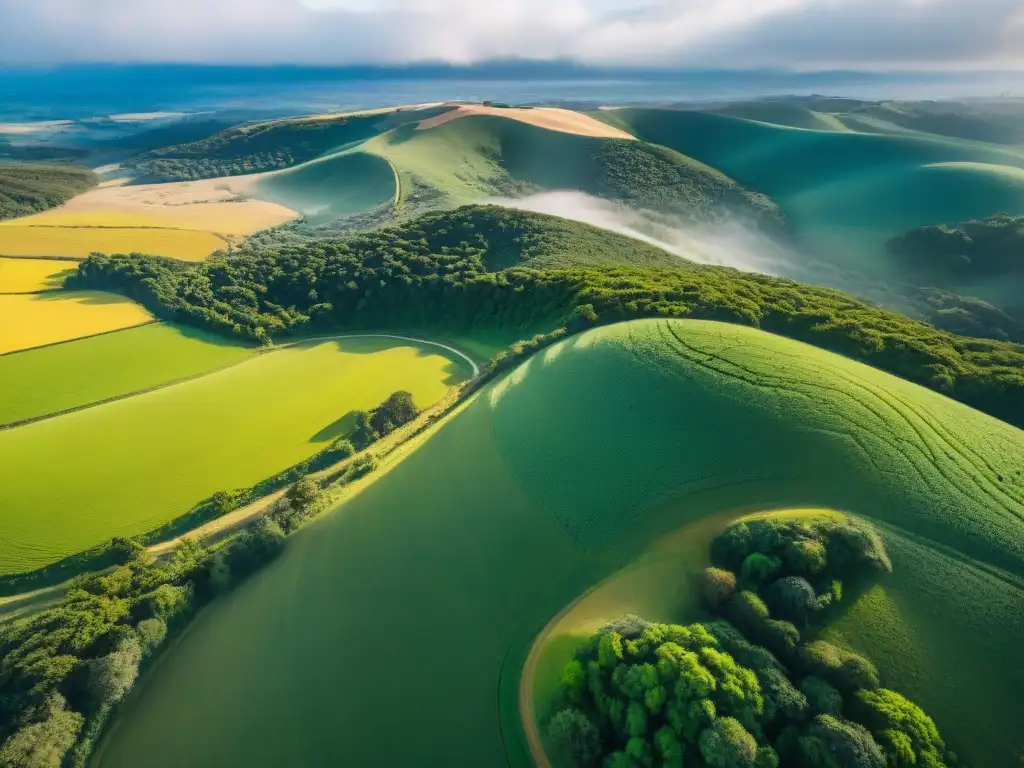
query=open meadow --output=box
[0,322,254,427]
[0,336,469,574]
[0,291,153,354]
[0,225,228,261]
[94,319,1024,768]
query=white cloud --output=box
[0,0,1021,69]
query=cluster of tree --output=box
[124,112,406,182]
[66,205,1024,429]
[0,164,96,221]
[886,215,1024,282]
[909,287,1024,344]
[546,518,962,768]
[351,391,419,448]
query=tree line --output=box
[66,205,1024,429]
[546,517,963,768]
[0,164,96,221]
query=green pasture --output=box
[601,108,1024,271]
[710,103,849,132]
[0,336,467,574]
[0,323,253,427]
[96,319,1024,768]
[252,150,397,224]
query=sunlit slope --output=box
[364,115,778,223]
[710,102,849,131]
[602,109,1024,267]
[251,150,396,224]
[0,323,253,427]
[97,319,1024,768]
[0,337,466,573]
[0,257,75,292]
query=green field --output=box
[95,319,1024,768]
[600,109,1024,272]
[363,115,779,224]
[0,336,468,574]
[710,103,850,131]
[252,149,397,224]
[0,323,254,427]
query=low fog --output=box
[488,190,796,277]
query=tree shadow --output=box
[309,410,359,444]
[32,289,136,306]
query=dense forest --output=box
[546,517,961,768]
[887,215,1024,281]
[124,108,444,182]
[68,205,1024,429]
[0,164,96,221]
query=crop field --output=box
[0,224,228,260]
[0,323,253,427]
[0,291,153,354]
[252,150,396,224]
[601,108,1024,270]
[95,319,1024,768]
[0,336,468,574]
[0,256,75,292]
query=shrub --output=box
[853,689,947,768]
[701,567,738,609]
[699,717,758,768]
[0,694,83,768]
[727,591,770,635]
[801,676,844,716]
[740,553,782,586]
[799,642,880,692]
[547,708,601,767]
[800,714,886,768]
[765,576,818,626]
[135,618,167,658]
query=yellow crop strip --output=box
[0,226,227,261]
[0,257,76,293]
[0,292,153,354]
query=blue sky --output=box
[0,0,1021,71]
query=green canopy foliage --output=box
[0,163,96,221]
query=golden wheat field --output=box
[0,225,228,261]
[0,257,76,293]
[0,292,153,354]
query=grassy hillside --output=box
[0,164,96,221]
[0,323,253,427]
[251,150,396,225]
[364,116,780,225]
[94,319,1024,768]
[600,109,1024,271]
[125,106,450,182]
[708,102,849,131]
[0,336,466,574]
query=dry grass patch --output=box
[0,226,228,261]
[416,105,636,139]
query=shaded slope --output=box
[709,102,849,131]
[0,164,96,221]
[97,319,1024,768]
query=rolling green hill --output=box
[94,319,1024,768]
[709,102,849,131]
[0,164,96,221]
[124,106,450,182]
[363,115,781,226]
[599,109,1024,273]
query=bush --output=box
[765,576,818,627]
[727,590,770,635]
[853,689,947,768]
[801,676,844,716]
[740,553,782,586]
[0,695,83,768]
[547,708,601,767]
[800,714,886,768]
[699,717,758,768]
[799,642,880,692]
[701,568,738,609]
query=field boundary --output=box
[0,319,158,359]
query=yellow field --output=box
[8,202,297,238]
[0,258,76,293]
[0,226,227,261]
[0,292,153,354]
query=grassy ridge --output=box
[252,150,396,225]
[125,106,450,182]
[0,336,465,573]
[0,323,253,427]
[95,319,1024,768]
[365,116,780,224]
[0,164,96,221]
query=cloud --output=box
[0,0,1021,70]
